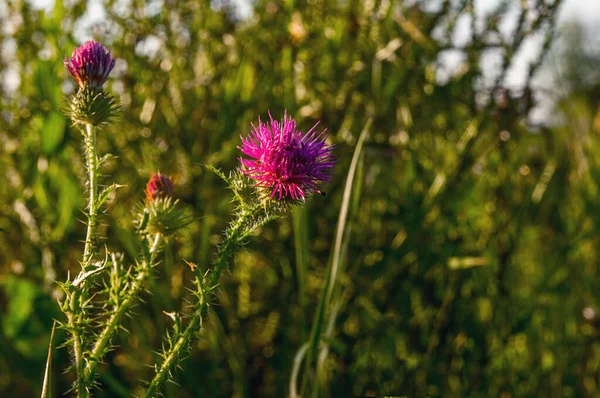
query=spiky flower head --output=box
[62,41,119,126]
[239,112,335,203]
[146,172,174,202]
[64,40,115,90]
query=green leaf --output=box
[300,119,372,396]
[51,173,80,241]
[96,184,125,210]
[204,164,230,185]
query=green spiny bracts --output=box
[142,197,191,236]
[63,86,120,127]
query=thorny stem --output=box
[143,315,202,398]
[67,299,86,398]
[83,123,98,263]
[68,123,99,398]
[83,233,162,385]
[207,207,253,287]
[144,206,271,397]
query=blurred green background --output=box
[2,0,600,396]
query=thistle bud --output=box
[146,173,174,202]
[138,173,191,236]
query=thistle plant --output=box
[49,41,334,397]
[143,112,335,396]
[57,40,120,397]
[80,172,189,389]
[52,41,188,397]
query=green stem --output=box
[83,233,162,385]
[299,120,371,398]
[207,207,253,287]
[68,123,99,398]
[144,314,202,398]
[67,298,86,398]
[83,123,98,263]
[143,206,270,396]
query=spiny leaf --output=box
[72,262,107,287]
[205,164,250,206]
[204,164,230,184]
[96,184,124,210]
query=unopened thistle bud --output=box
[138,173,191,236]
[238,111,336,206]
[63,40,119,126]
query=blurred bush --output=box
[1,0,600,396]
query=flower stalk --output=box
[66,295,86,398]
[58,40,120,397]
[143,314,201,398]
[83,233,162,385]
[144,204,274,396]
[83,123,98,263]
[142,112,335,396]
[64,122,100,398]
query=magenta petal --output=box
[64,40,115,89]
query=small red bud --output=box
[146,172,174,202]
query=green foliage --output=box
[2,0,600,397]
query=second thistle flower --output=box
[238,112,336,203]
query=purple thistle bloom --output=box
[64,40,115,89]
[239,112,336,201]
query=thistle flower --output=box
[239,112,335,201]
[146,172,174,202]
[64,40,116,90]
[63,41,119,126]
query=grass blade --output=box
[289,343,309,398]
[299,118,372,397]
[41,321,56,398]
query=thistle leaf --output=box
[72,261,107,287]
[96,184,124,210]
[204,164,230,185]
